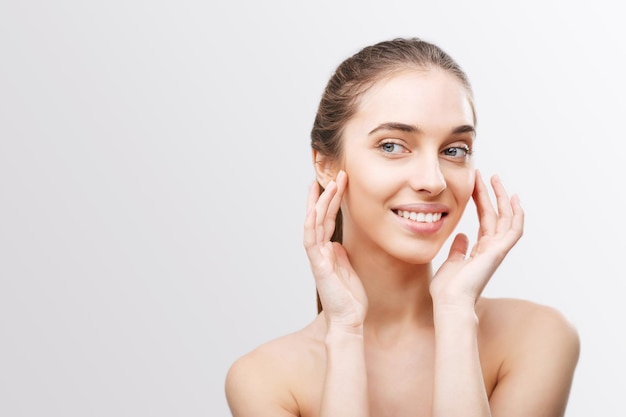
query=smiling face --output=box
[337,68,476,264]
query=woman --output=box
[225,37,580,417]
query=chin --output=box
[388,245,441,266]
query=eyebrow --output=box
[369,122,419,135]
[451,125,476,136]
[368,122,476,137]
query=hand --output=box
[430,170,524,308]
[303,171,368,332]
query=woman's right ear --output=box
[312,150,338,188]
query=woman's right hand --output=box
[303,170,368,333]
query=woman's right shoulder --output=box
[224,316,326,416]
[227,321,323,376]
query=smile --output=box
[394,210,444,223]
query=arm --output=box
[430,171,524,417]
[432,300,579,417]
[321,327,369,417]
[432,304,490,417]
[226,172,369,417]
[304,171,370,417]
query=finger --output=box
[472,170,497,235]
[333,241,355,278]
[509,193,524,241]
[304,185,333,272]
[306,180,320,216]
[315,179,338,244]
[333,242,367,304]
[303,181,320,250]
[323,170,347,241]
[491,175,515,234]
[446,233,469,262]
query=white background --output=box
[1,1,624,416]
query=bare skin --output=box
[226,175,579,416]
[226,297,579,417]
[225,69,580,417]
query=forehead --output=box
[349,69,475,133]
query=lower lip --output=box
[394,212,446,234]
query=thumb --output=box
[333,242,354,276]
[446,233,469,262]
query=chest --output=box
[298,338,500,417]
[365,342,437,417]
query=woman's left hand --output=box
[429,170,524,308]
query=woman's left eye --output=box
[443,146,472,159]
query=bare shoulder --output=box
[477,297,581,416]
[478,297,580,345]
[225,317,325,417]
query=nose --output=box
[408,152,447,196]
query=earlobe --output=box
[312,149,338,188]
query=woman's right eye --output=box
[378,141,407,154]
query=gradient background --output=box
[1,1,624,416]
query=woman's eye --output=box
[443,146,472,159]
[379,142,406,154]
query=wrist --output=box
[431,292,477,310]
[432,301,479,325]
[322,310,365,337]
[325,322,365,339]
[324,325,365,359]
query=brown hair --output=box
[310,37,475,314]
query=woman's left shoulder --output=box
[476,298,580,415]
[477,297,580,355]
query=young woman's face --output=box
[339,68,476,264]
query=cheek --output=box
[344,169,386,206]
[447,168,475,204]
[344,155,390,195]
[341,162,398,220]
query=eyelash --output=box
[444,145,473,159]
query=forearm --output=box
[432,305,491,417]
[320,326,370,417]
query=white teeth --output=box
[397,210,442,223]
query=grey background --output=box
[1,1,623,416]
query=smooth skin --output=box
[225,69,580,417]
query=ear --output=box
[312,149,339,188]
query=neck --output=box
[345,243,435,331]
